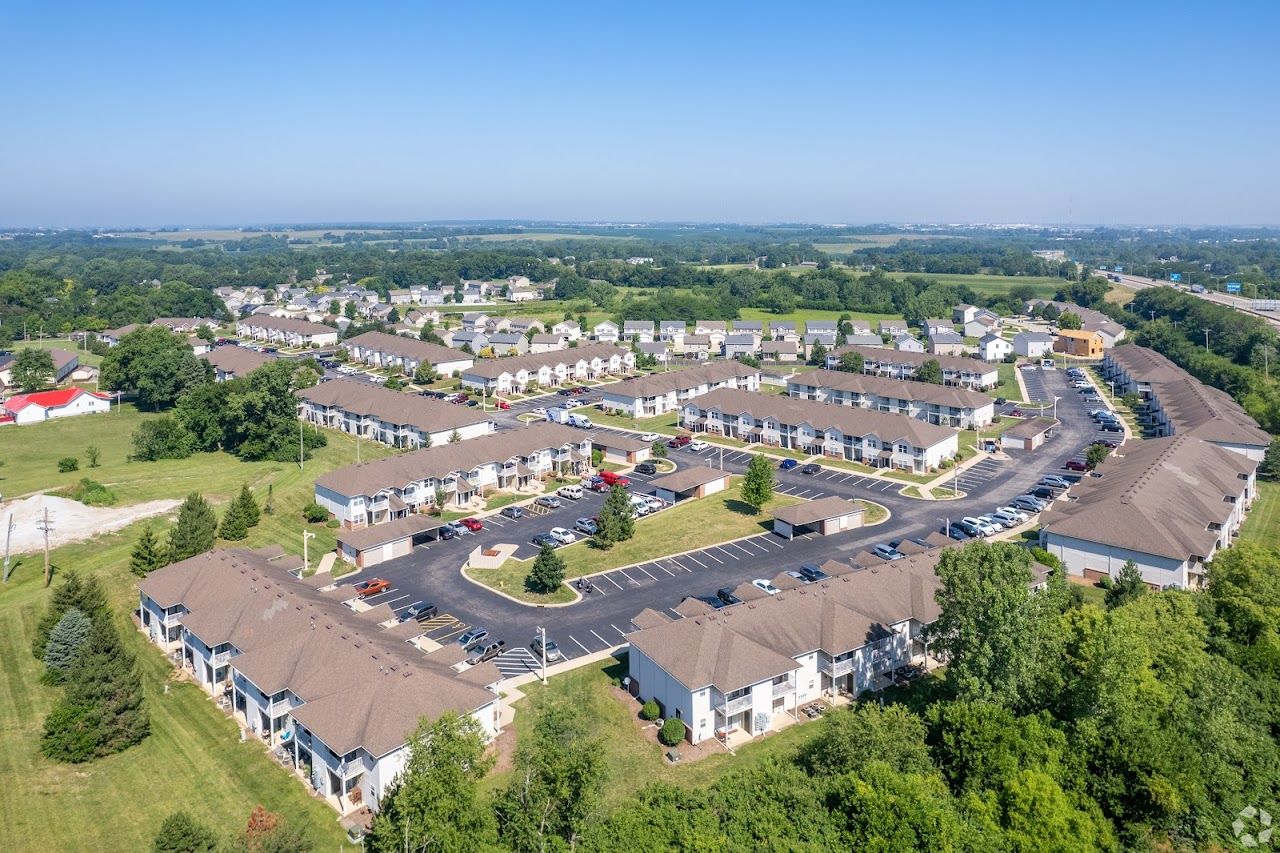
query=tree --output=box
[364,713,496,852]
[32,573,109,659]
[167,493,217,563]
[100,326,209,409]
[1057,312,1083,330]
[740,454,775,512]
[1104,560,1146,609]
[807,341,828,366]
[152,810,219,853]
[383,375,404,391]
[85,445,100,468]
[1085,443,1111,470]
[448,429,462,444]
[658,717,685,746]
[837,350,864,373]
[130,525,167,576]
[11,348,56,391]
[495,700,605,851]
[928,541,1063,710]
[43,608,92,683]
[219,499,249,541]
[916,358,944,384]
[651,441,667,459]
[596,484,634,549]
[334,345,349,362]
[413,361,435,384]
[526,544,567,594]
[220,361,326,462]
[233,484,261,528]
[1121,391,1143,410]
[799,703,934,777]
[41,615,149,761]
[131,416,196,461]
[174,381,231,452]
[229,806,312,853]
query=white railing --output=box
[826,658,854,678]
[266,698,292,716]
[162,611,183,626]
[210,650,231,665]
[720,694,753,716]
[336,760,363,778]
[772,678,796,698]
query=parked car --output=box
[587,477,610,493]
[549,527,577,545]
[1040,475,1071,489]
[778,458,799,470]
[717,587,742,606]
[962,516,997,536]
[445,521,473,537]
[534,495,562,509]
[1092,439,1118,449]
[458,517,484,532]
[532,407,548,417]
[574,517,599,535]
[399,601,438,623]
[945,523,972,540]
[598,471,630,488]
[979,513,1017,530]
[635,461,658,475]
[872,544,903,561]
[1030,486,1059,501]
[501,505,525,520]
[752,578,780,596]
[353,578,391,597]
[458,628,489,648]
[1010,494,1047,513]
[993,505,1030,524]
[530,636,562,663]
[557,484,584,500]
[531,533,561,548]
[800,463,821,475]
[1064,458,1089,472]
[689,439,709,451]
[467,640,506,665]
[639,432,661,443]
[642,496,664,512]
[437,524,457,540]
[1100,422,1124,433]
[797,563,830,583]
[1009,408,1025,418]
[628,495,651,516]
[667,435,692,448]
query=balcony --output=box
[161,610,184,627]
[771,678,796,698]
[336,760,363,779]
[210,649,232,665]
[825,658,854,679]
[266,698,293,716]
[719,694,753,716]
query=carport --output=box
[591,433,653,465]
[336,515,445,568]
[648,467,731,504]
[1001,416,1058,451]
[771,496,864,540]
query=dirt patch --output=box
[0,494,180,555]
[488,727,518,776]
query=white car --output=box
[532,407,548,417]
[752,578,780,596]
[548,527,577,545]
[639,432,661,443]
[993,506,1029,524]
[979,513,1017,530]
[689,439,709,451]
[629,495,652,516]
[962,516,1000,537]
[642,496,664,512]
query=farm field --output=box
[812,233,957,253]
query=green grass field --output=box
[0,408,396,850]
[1242,480,1279,546]
[10,337,103,368]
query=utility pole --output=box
[537,625,548,685]
[1203,328,1211,351]
[36,508,53,587]
[298,419,305,470]
[2,512,13,584]
[302,529,315,573]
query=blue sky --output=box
[2,1,1277,226]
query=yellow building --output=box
[1054,329,1104,358]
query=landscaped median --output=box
[463,477,804,604]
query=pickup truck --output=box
[466,640,506,666]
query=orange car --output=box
[354,578,391,597]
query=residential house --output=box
[528,334,566,354]
[622,320,656,343]
[98,324,142,347]
[1026,300,1126,347]
[1039,435,1257,590]
[826,345,1001,390]
[460,313,490,332]
[457,344,635,395]
[845,333,883,348]
[732,320,763,336]
[978,333,1012,362]
[593,321,620,343]
[505,317,544,335]
[151,317,220,333]
[676,334,713,359]
[761,340,800,363]
[388,289,414,305]
[451,330,489,353]
[487,333,529,357]
[788,369,995,428]
[507,287,539,302]
[636,341,672,363]
[0,387,111,426]
[658,320,687,341]
[314,422,593,523]
[202,346,271,382]
[879,320,909,337]
[1012,331,1055,359]
[769,322,799,343]
[805,320,837,336]
[680,388,959,473]
[1053,329,1103,358]
[963,313,1000,339]
[927,329,966,356]
[551,320,583,342]
[600,362,762,417]
[894,334,925,353]
[0,348,79,389]
[723,333,760,359]
[802,332,838,358]
[344,331,474,377]
[236,316,338,348]
[921,318,953,336]
[297,379,494,449]
[694,321,728,350]
[953,304,980,324]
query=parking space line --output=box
[823,471,841,480]
[618,569,641,585]
[683,553,707,568]
[637,564,660,581]
[602,573,623,589]
[700,548,724,564]
[569,635,591,654]
[727,542,755,556]
[658,564,675,576]
[611,623,627,637]
[744,538,771,553]
[793,489,812,498]
[667,558,692,573]
[589,629,610,646]
[714,546,739,561]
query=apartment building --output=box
[1039,435,1258,590]
[600,362,761,417]
[787,369,995,428]
[458,344,635,394]
[314,422,592,525]
[137,548,499,815]
[679,388,959,473]
[1053,328,1103,358]
[343,331,473,377]
[1100,345,1270,460]
[824,345,1000,389]
[622,320,655,342]
[1026,300,1126,347]
[297,379,494,448]
[236,316,339,348]
[202,345,272,381]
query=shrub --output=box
[302,502,328,523]
[658,717,686,747]
[56,477,118,506]
[326,519,340,528]
[640,699,661,721]
[57,457,79,472]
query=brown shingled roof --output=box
[793,369,993,410]
[297,378,493,436]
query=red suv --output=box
[598,471,630,488]
[459,517,484,532]
[1063,459,1089,472]
[666,435,692,448]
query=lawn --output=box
[983,362,1022,401]
[1241,480,1280,546]
[736,307,901,327]
[462,562,577,606]
[587,409,679,433]
[859,500,889,524]
[0,422,374,849]
[484,655,827,805]
[11,337,105,368]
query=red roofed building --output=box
[1,387,112,425]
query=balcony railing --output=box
[210,649,232,665]
[336,760,364,778]
[719,694,753,716]
[266,698,293,717]
[772,678,796,698]
[825,658,854,679]
[161,611,183,626]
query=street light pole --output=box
[302,530,315,573]
[537,625,548,685]
[1203,328,1211,351]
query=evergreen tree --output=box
[167,493,217,563]
[1104,560,1147,609]
[41,615,149,762]
[31,573,108,658]
[740,454,775,512]
[130,525,166,576]
[235,484,261,528]
[218,500,248,541]
[43,608,92,683]
[152,810,219,853]
[808,341,828,366]
[526,544,567,594]
[596,484,634,549]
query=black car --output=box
[1100,422,1124,433]
[1030,486,1059,500]
[437,525,457,540]
[399,602,439,623]
[797,563,829,583]
[634,461,657,475]
[716,587,742,606]
[945,524,971,541]
[800,463,821,475]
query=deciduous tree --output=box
[11,348,56,391]
[740,454,775,512]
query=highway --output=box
[1099,270,1280,331]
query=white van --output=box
[568,413,594,429]
[557,484,584,501]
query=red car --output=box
[496,400,511,410]
[1009,408,1025,418]
[667,435,692,448]
[598,470,631,488]
[459,517,484,532]
[1064,459,1089,472]
[354,579,391,598]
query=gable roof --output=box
[791,370,993,410]
[297,379,493,436]
[3,387,108,412]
